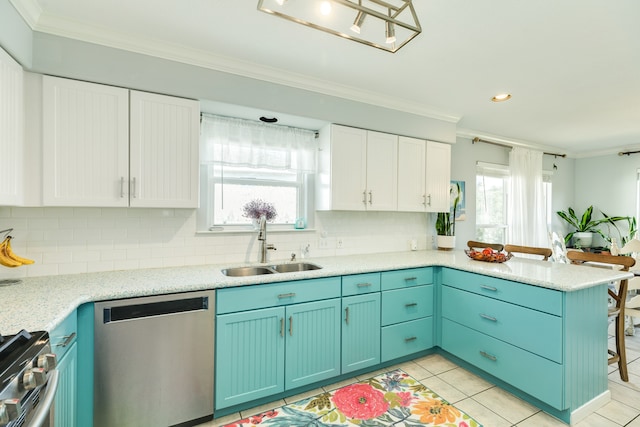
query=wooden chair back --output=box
[504,244,553,261]
[566,250,635,381]
[467,240,504,252]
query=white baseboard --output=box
[570,390,611,425]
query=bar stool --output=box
[504,244,553,261]
[467,240,504,252]
[567,250,636,382]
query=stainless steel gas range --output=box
[0,330,58,427]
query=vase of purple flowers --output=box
[242,199,277,228]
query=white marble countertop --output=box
[0,249,632,334]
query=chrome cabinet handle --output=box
[362,191,367,205]
[480,350,497,361]
[481,285,498,292]
[427,194,432,206]
[368,191,372,205]
[278,293,296,299]
[422,194,426,206]
[280,318,284,337]
[289,316,293,336]
[480,314,497,322]
[131,177,137,198]
[56,332,76,348]
[404,277,417,282]
[405,336,417,342]
[357,283,372,288]
[120,177,125,198]
[345,307,349,325]
[405,302,418,308]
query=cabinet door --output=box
[54,342,77,427]
[329,125,367,211]
[43,76,129,206]
[366,131,397,211]
[342,293,381,373]
[285,299,341,390]
[397,136,426,212]
[216,307,285,409]
[424,141,451,212]
[0,47,24,206]
[129,91,200,208]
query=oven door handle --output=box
[26,369,59,427]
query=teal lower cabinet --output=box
[440,268,609,423]
[341,293,381,373]
[380,268,434,362]
[50,309,78,427]
[215,278,342,411]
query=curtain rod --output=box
[472,137,566,158]
[619,150,640,156]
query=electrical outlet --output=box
[336,238,343,249]
[317,238,329,249]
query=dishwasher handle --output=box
[103,296,210,324]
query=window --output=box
[198,114,317,231]
[475,162,552,243]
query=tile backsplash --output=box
[0,207,432,278]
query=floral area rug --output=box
[223,369,482,427]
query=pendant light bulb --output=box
[320,1,332,16]
[275,0,286,5]
[385,21,396,44]
[350,11,366,34]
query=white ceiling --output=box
[10,0,640,156]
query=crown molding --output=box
[11,4,461,124]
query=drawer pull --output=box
[480,314,497,322]
[405,336,417,342]
[280,318,284,337]
[405,302,418,308]
[56,332,76,348]
[356,282,372,287]
[480,285,498,292]
[404,277,417,281]
[278,293,296,299]
[480,350,497,361]
[345,307,349,325]
[289,316,293,336]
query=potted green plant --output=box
[435,182,461,250]
[556,206,624,248]
[600,212,637,248]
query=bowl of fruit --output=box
[465,248,512,263]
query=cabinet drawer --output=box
[442,319,564,410]
[442,268,562,316]
[381,267,433,290]
[50,310,78,359]
[342,272,381,296]
[381,317,433,362]
[381,285,433,326]
[217,277,341,314]
[442,286,562,362]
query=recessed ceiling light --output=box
[320,1,332,15]
[492,93,512,102]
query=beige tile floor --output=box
[201,327,640,427]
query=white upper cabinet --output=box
[0,47,24,206]
[43,76,199,208]
[397,137,451,212]
[129,91,199,208]
[424,140,451,212]
[317,124,397,211]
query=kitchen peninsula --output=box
[0,250,631,425]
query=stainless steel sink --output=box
[221,266,276,276]
[270,262,322,273]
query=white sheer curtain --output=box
[508,147,547,246]
[200,114,316,172]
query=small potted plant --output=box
[435,182,461,250]
[556,205,624,248]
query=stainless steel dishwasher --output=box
[93,290,215,427]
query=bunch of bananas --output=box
[0,236,34,268]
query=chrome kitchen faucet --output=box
[258,216,276,263]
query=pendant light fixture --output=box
[257,0,421,53]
